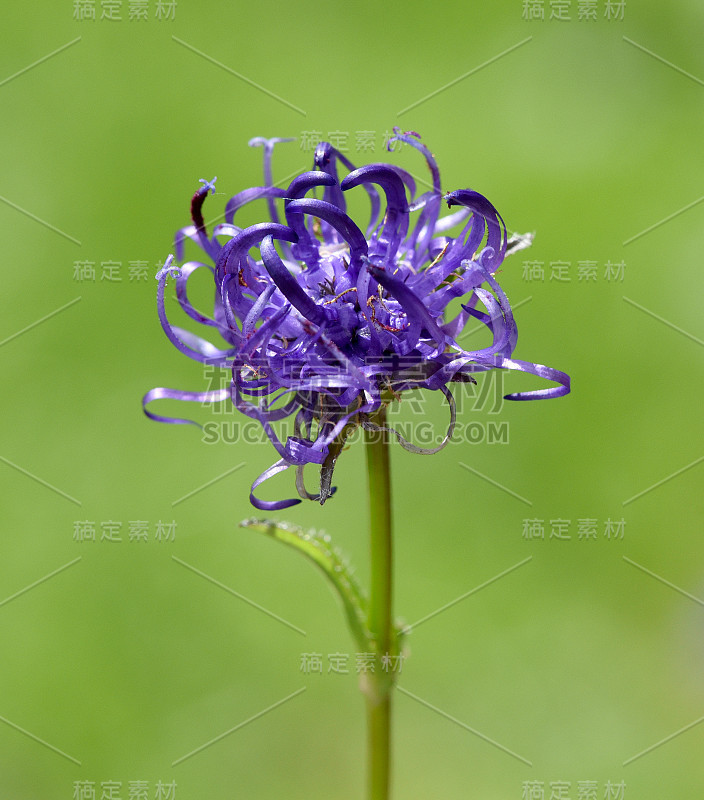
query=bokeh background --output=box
[2,1,703,798]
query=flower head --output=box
[144,130,569,509]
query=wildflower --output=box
[144,130,569,509]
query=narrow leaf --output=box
[240,518,371,651]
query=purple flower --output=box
[144,130,569,510]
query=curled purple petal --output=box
[157,265,237,366]
[313,142,382,235]
[215,222,297,283]
[175,261,219,328]
[387,128,441,195]
[224,186,289,226]
[143,387,229,426]
[286,198,368,271]
[445,189,507,267]
[242,283,277,338]
[501,359,571,400]
[250,459,302,510]
[341,165,409,261]
[285,171,336,265]
[260,236,328,326]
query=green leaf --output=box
[240,518,372,652]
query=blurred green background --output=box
[1,1,703,798]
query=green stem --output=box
[365,406,393,800]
